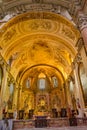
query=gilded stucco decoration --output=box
[0,0,87,119]
[20,65,64,85]
[0,11,80,82]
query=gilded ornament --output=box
[4,28,16,42]
[29,21,52,30]
[62,25,75,40]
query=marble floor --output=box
[17,126,87,130]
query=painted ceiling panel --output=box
[0,4,81,84]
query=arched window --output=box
[38,73,46,90]
[39,78,45,90]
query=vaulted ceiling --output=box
[0,0,86,85]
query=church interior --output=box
[0,0,87,129]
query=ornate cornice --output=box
[0,1,70,18]
[68,0,87,29]
[0,0,86,24]
[0,0,86,31]
[0,0,79,19]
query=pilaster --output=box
[17,85,22,111]
[72,54,85,117]
[0,59,8,119]
[77,13,87,56]
[76,37,87,75]
[12,83,19,111]
[65,79,73,117]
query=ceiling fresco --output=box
[0,1,83,85]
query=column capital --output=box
[67,74,75,84]
[75,53,82,64]
[76,37,84,52]
[71,53,82,71]
[78,14,87,31]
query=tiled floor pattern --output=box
[17,126,87,130]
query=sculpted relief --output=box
[3,27,16,42]
[61,25,76,41]
[28,20,52,30]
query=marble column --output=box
[0,53,11,119]
[63,83,67,108]
[0,63,9,119]
[67,79,74,107]
[73,62,85,117]
[77,14,87,75]
[65,80,73,117]
[48,92,52,111]
[78,14,87,49]
[33,92,36,111]
[12,83,19,110]
[17,85,22,111]
[1,65,8,100]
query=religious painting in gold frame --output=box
[78,63,87,107]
